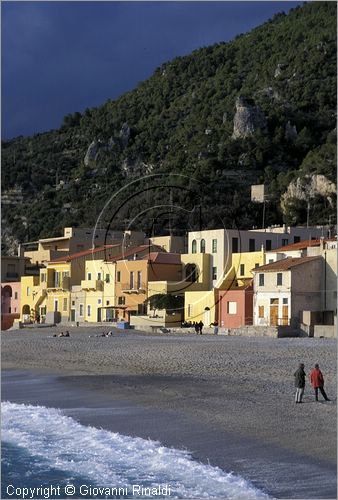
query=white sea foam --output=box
[2,402,269,499]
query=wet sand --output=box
[1,327,337,498]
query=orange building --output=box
[114,252,182,321]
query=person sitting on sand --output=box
[310,364,331,402]
[53,334,57,337]
[65,331,70,337]
[58,332,64,337]
[106,331,113,336]
[294,363,306,403]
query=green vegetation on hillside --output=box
[2,2,336,252]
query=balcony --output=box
[47,276,71,290]
[81,279,104,291]
[121,283,146,294]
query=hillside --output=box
[2,1,337,253]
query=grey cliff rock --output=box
[232,97,267,139]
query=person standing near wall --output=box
[294,363,306,403]
[310,364,331,402]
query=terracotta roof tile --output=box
[49,244,120,263]
[142,252,181,264]
[272,239,323,252]
[253,256,320,272]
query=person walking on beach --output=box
[198,320,204,335]
[310,364,331,402]
[294,363,306,403]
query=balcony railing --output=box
[81,279,104,291]
[121,283,146,294]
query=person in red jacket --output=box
[310,364,331,402]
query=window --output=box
[212,267,217,280]
[240,264,245,276]
[282,238,288,246]
[79,304,84,316]
[14,292,18,300]
[227,301,237,315]
[41,273,46,282]
[294,236,300,243]
[87,305,91,317]
[192,240,197,254]
[130,271,134,289]
[105,274,110,283]
[200,239,206,253]
[54,300,58,312]
[8,307,11,313]
[255,263,259,268]
[188,304,193,317]
[27,287,31,296]
[185,264,198,282]
[63,298,67,311]
[277,273,283,286]
[87,272,92,280]
[55,272,61,287]
[259,274,264,286]
[258,306,264,318]
[118,296,125,305]
[283,298,288,304]
[98,299,102,305]
[232,237,239,253]
[137,271,142,288]
[249,239,255,252]
[269,259,274,264]
[97,272,102,280]
[106,300,110,306]
[7,264,15,273]
[266,240,272,251]
[212,239,217,253]
[72,300,75,306]
[116,271,121,282]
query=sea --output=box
[2,401,269,499]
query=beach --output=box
[2,327,337,499]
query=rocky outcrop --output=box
[232,97,267,139]
[84,139,113,167]
[285,121,297,141]
[119,122,131,147]
[84,140,103,167]
[274,62,287,78]
[121,158,154,177]
[281,174,336,213]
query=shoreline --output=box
[2,328,337,498]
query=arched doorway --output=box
[203,306,210,326]
[22,304,31,323]
[185,264,199,283]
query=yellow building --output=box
[184,249,266,325]
[80,259,116,323]
[219,249,266,290]
[20,245,120,323]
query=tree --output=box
[145,294,184,317]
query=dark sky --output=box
[2,1,302,140]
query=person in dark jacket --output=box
[198,321,204,335]
[310,364,331,402]
[294,363,306,403]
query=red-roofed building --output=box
[252,257,323,327]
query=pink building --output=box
[218,282,253,328]
[1,281,21,330]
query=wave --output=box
[2,402,269,499]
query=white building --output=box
[187,226,329,289]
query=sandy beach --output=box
[2,326,337,498]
